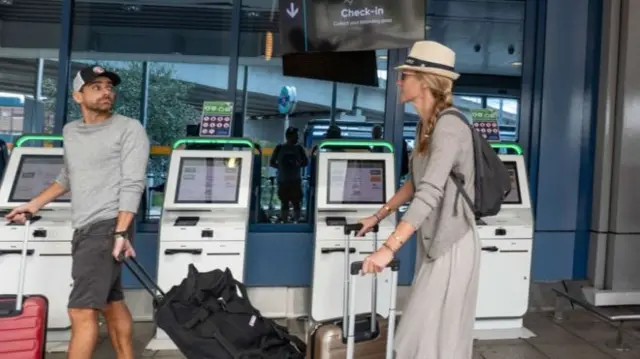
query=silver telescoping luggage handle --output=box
[347,260,400,359]
[15,212,33,312]
[341,223,380,339]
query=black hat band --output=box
[403,56,455,72]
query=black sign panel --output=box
[280,0,425,54]
[279,0,308,54]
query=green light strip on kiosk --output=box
[172,137,255,149]
[490,143,523,155]
[16,135,64,147]
[318,140,395,153]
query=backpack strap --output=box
[438,108,476,212]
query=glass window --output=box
[239,0,389,225]
[487,97,519,141]
[62,0,234,220]
[0,1,63,142]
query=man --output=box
[371,124,410,176]
[371,124,383,141]
[270,127,308,222]
[5,65,149,359]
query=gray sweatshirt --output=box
[55,114,150,229]
[402,111,476,260]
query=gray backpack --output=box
[443,109,512,218]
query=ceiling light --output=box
[122,4,141,12]
[511,61,522,67]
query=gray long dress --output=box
[393,229,480,358]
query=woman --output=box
[356,41,480,358]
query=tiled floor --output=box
[46,309,640,358]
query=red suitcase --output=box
[0,214,49,359]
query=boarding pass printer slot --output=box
[164,248,203,255]
[174,216,199,226]
[0,249,35,256]
[325,217,347,226]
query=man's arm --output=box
[298,145,309,167]
[115,122,150,233]
[31,159,70,209]
[269,144,280,168]
[30,180,68,210]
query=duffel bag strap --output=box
[183,307,211,329]
[265,320,306,354]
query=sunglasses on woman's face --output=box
[399,72,416,81]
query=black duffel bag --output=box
[125,259,306,359]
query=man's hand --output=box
[5,202,40,224]
[112,236,136,261]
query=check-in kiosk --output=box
[0,135,73,352]
[0,139,8,183]
[311,140,396,322]
[146,138,253,351]
[474,153,535,340]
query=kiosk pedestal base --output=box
[473,318,536,340]
[582,286,640,306]
[45,329,71,353]
[146,337,178,351]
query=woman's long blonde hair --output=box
[413,73,454,155]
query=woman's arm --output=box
[382,116,467,252]
[372,180,414,221]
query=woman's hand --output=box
[362,246,394,274]
[356,215,379,237]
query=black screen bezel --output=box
[9,154,71,203]
[502,160,522,205]
[173,157,243,204]
[326,159,386,205]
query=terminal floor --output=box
[47,309,640,359]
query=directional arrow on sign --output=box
[286,2,299,18]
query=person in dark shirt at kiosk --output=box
[370,124,410,177]
[270,127,308,223]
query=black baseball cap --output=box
[73,65,121,92]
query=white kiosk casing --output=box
[149,149,252,350]
[311,151,396,322]
[474,154,535,339]
[0,147,74,350]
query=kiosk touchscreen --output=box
[474,154,535,339]
[311,151,396,322]
[0,147,74,351]
[149,149,253,351]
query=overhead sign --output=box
[199,101,233,137]
[279,0,425,54]
[278,86,297,115]
[471,108,501,142]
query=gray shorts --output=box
[68,218,132,309]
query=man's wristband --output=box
[114,231,128,240]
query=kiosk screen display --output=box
[502,161,522,204]
[175,157,242,204]
[9,155,71,203]
[327,159,385,204]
